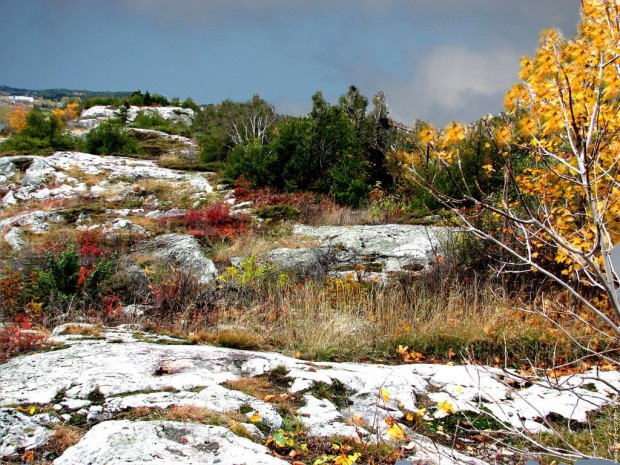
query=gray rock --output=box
[0,408,53,458]
[0,210,64,234]
[86,405,112,424]
[61,399,91,411]
[120,304,151,317]
[3,227,25,251]
[2,190,17,205]
[0,158,17,183]
[137,233,217,284]
[405,432,489,465]
[53,420,287,465]
[20,157,56,187]
[103,218,147,235]
[0,326,617,463]
[292,224,448,274]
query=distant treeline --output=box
[0,84,132,101]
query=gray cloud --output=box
[386,45,522,125]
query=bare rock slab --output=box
[0,408,53,458]
[53,420,287,465]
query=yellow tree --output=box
[407,0,620,345]
[52,102,79,124]
[6,105,28,133]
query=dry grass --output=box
[48,425,84,455]
[126,405,248,427]
[215,328,263,351]
[62,166,107,187]
[135,179,188,204]
[205,275,570,364]
[223,377,274,399]
[58,324,102,338]
[305,204,380,226]
[211,231,319,266]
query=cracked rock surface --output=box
[0,326,617,463]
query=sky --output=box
[0,1,581,126]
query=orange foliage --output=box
[7,105,27,133]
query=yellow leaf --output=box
[455,386,463,394]
[380,388,390,403]
[386,423,406,441]
[482,164,495,174]
[29,406,36,415]
[437,400,457,414]
[249,411,260,423]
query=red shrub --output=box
[183,202,249,242]
[78,230,105,258]
[0,325,46,363]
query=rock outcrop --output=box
[0,326,617,463]
[236,224,450,280]
[75,105,195,129]
[131,233,218,284]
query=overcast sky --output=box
[0,1,580,126]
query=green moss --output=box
[308,379,353,410]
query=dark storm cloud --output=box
[0,0,581,125]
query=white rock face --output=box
[3,227,25,251]
[243,224,450,280]
[53,420,287,465]
[0,408,54,458]
[0,151,212,204]
[0,152,214,246]
[0,327,617,463]
[1,326,616,443]
[75,105,195,129]
[137,233,218,284]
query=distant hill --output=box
[0,84,132,101]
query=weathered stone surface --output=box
[134,233,217,284]
[404,432,489,465]
[291,224,448,274]
[0,210,64,234]
[1,326,616,443]
[53,420,287,465]
[75,105,196,129]
[3,227,25,250]
[0,408,54,458]
[0,152,213,208]
[242,224,451,280]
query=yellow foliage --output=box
[7,105,27,133]
[437,400,457,414]
[386,423,406,441]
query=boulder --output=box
[53,420,287,465]
[0,408,54,459]
[237,224,450,280]
[136,234,217,284]
[291,224,447,274]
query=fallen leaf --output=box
[386,423,406,441]
[380,388,390,403]
[249,411,261,423]
[437,400,456,414]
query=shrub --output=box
[255,204,300,222]
[218,255,289,290]
[183,202,250,243]
[0,324,46,362]
[0,107,79,154]
[29,245,116,322]
[131,109,191,137]
[85,119,141,156]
